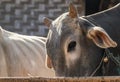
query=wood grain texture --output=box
[0,76,119,82]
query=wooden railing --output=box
[0,76,119,82]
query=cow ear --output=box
[45,55,53,69]
[69,3,77,18]
[87,27,117,48]
[43,17,52,28]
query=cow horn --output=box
[43,17,52,28]
[69,3,77,18]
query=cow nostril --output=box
[67,41,76,52]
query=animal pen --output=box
[0,0,120,82]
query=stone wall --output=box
[0,0,84,36]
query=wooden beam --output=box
[0,76,119,82]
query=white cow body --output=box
[0,26,54,77]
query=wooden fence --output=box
[0,76,119,82]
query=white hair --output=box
[0,26,54,77]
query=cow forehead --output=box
[52,12,69,25]
[52,12,78,28]
[47,12,80,46]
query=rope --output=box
[90,55,105,76]
[105,49,120,67]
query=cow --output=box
[43,3,120,77]
[85,0,101,15]
[0,26,54,77]
[85,0,120,15]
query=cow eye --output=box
[67,41,76,52]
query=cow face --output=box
[44,3,117,77]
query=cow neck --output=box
[82,16,120,67]
[85,3,120,29]
[82,16,120,76]
[90,48,120,76]
[90,50,105,76]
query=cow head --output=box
[44,3,117,77]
